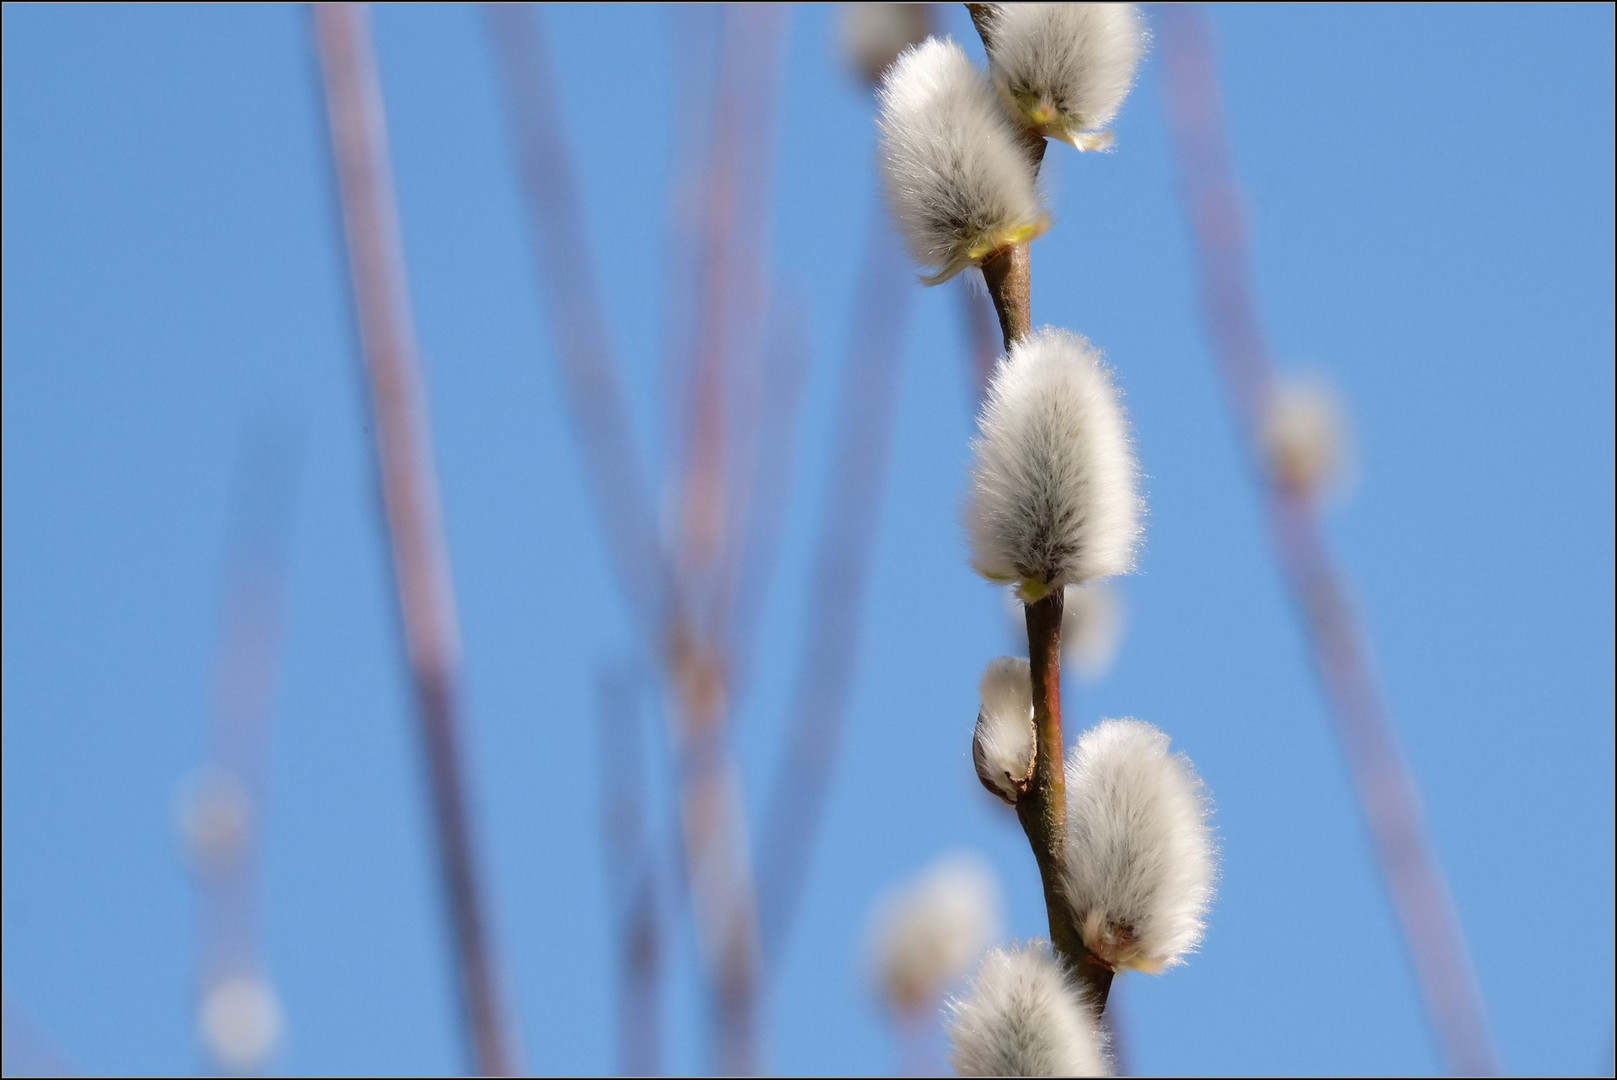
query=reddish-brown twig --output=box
[1158,10,1500,1075]
[313,6,518,1074]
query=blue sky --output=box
[4,4,1613,1076]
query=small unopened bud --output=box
[878,37,1049,286]
[947,940,1111,1077]
[973,657,1035,803]
[199,973,283,1071]
[966,328,1142,600]
[980,3,1148,151]
[841,3,930,87]
[1062,719,1215,973]
[869,853,1003,1013]
[176,767,251,870]
[1261,375,1351,500]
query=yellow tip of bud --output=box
[1016,579,1050,603]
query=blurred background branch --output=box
[1159,9,1501,1075]
[314,5,519,1074]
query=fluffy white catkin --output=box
[870,853,1003,1012]
[965,328,1142,601]
[982,3,1147,151]
[973,656,1035,803]
[1062,719,1215,973]
[947,941,1110,1077]
[877,37,1047,285]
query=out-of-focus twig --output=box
[313,6,518,1074]
[483,3,670,638]
[1159,10,1500,1075]
[187,425,297,1074]
[755,214,915,966]
[595,666,663,1077]
[754,4,930,975]
[486,7,778,1072]
[1,992,77,1077]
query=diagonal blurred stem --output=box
[313,6,518,1074]
[485,7,770,1071]
[483,3,671,638]
[755,214,913,967]
[1158,9,1500,1075]
[594,666,663,1077]
[193,425,297,1074]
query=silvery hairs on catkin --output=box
[947,940,1110,1077]
[877,36,1047,285]
[1062,719,1216,973]
[966,328,1142,601]
[981,3,1148,150]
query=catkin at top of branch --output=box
[981,3,1148,151]
[877,37,1048,286]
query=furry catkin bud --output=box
[947,940,1110,1077]
[877,37,1048,285]
[1261,375,1351,500]
[981,3,1147,150]
[869,853,1003,1013]
[966,328,1142,600]
[973,656,1035,803]
[1062,719,1215,973]
[842,3,931,87]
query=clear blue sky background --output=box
[4,4,1613,1076]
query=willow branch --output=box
[1159,10,1499,1074]
[313,7,518,1074]
[959,20,1119,1003]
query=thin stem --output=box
[979,244,1033,350]
[313,6,517,1074]
[1018,592,1113,1014]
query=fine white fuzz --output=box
[841,3,931,87]
[878,37,1048,285]
[870,853,1003,1012]
[965,328,1142,600]
[1261,375,1353,500]
[982,3,1147,150]
[973,656,1035,803]
[947,940,1110,1077]
[1062,719,1215,973]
